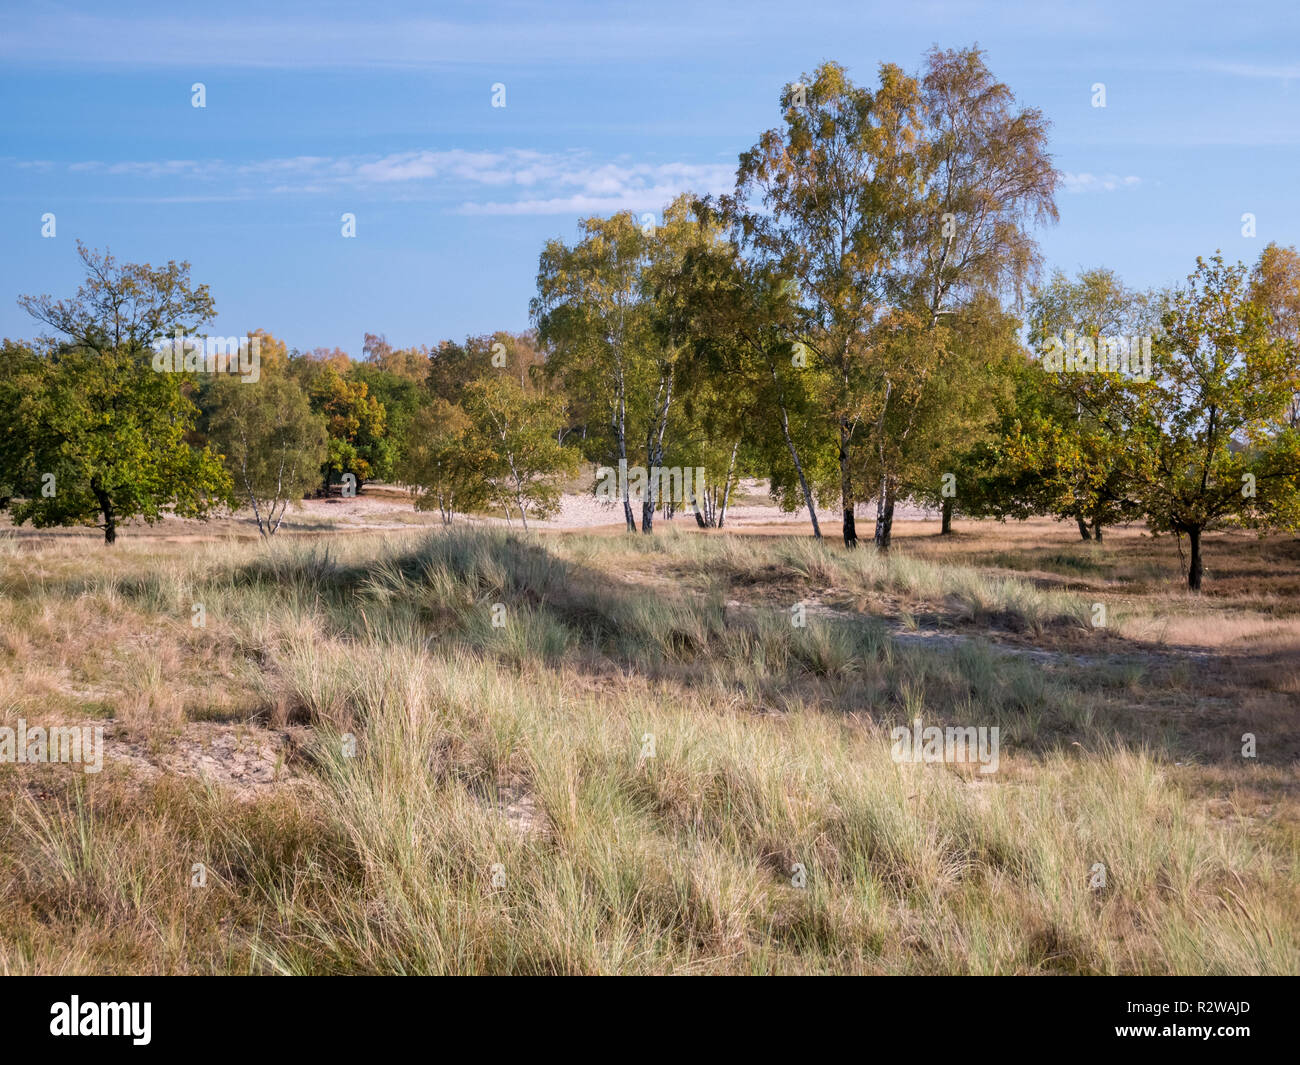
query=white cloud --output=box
[458,158,734,214]
[34,148,736,216]
[1205,61,1300,81]
[1062,172,1141,193]
[460,189,695,217]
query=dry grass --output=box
[0,521,1295,974]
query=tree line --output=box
[0,251,575,540]
[2,46,1297,591]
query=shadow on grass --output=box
[214,529,1292,769]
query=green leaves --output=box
[18,241,215,357]
[308,366,391,485]
[462,376,577,528]
[204,368,327,536]
[5,247,235,542]
[399,376,576,528]
[0,342,232,542]
[398,396,493,522]
[1132,254,1300,545]
[730,49,1059,545]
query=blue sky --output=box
[1,0,1297,354]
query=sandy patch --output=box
[287,478,940,534]
[106,722,304,800]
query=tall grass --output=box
[0,527,1294,974]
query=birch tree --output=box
[204,370,327,536]
[733,60,923,547]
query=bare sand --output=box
[293,478,939,534]
[0,479,942,542]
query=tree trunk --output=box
[783,410,821,539]
[839,419,856,548]
[248,491,266,536]
[1075,514,1092,541]
[268,451,295,536]
[92,480,117,545]
[1187,526,1203,592]
[616,379,634,533]
[1091,516,1104,543]
[870,378,893,550]
[618,459,634,533]
[770,365,820,540]
[940,497,953,536]
[873,478,895,550]
[641,369,673,534]
[687,473,709,528]
[716,442,739,530]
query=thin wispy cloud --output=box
[26,149,736,214]
[458,188,714,217]
[1204,61,1300,81]
[69,160,203,177]
[3,0,1295,351]
[1062,172,1141,193]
